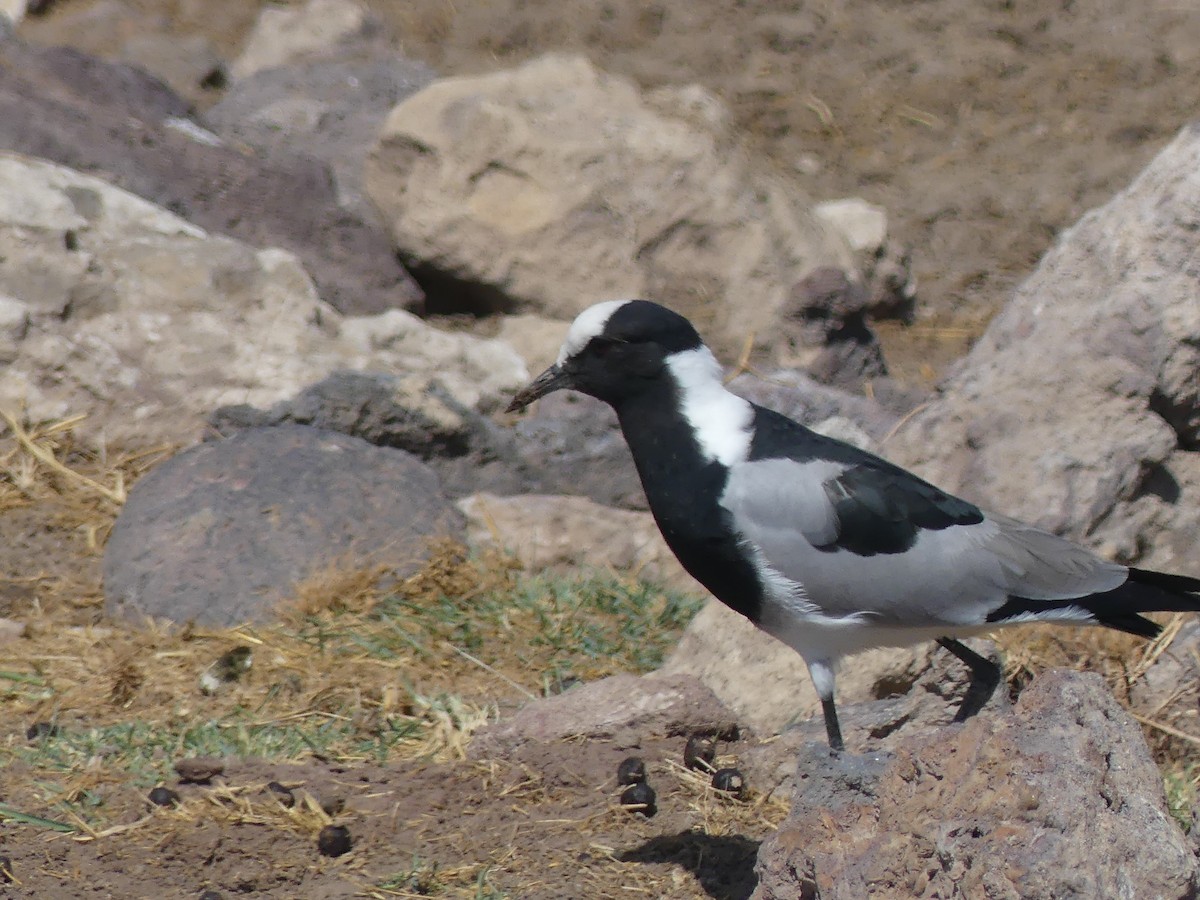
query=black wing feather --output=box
[746,405,983,557]
[820,464,983,555]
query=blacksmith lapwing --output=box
[507,299,1200,750]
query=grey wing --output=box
[982,513,1127,600]
[720,457,845,550]
[720,459,1128,625]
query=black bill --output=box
[506,364,573,413]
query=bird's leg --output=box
[936,637,1002,722]
[807,659,844,751]
[821,697,845,752]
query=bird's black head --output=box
[507,300,704,411]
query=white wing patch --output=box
[665,347,753,466]
[557,299,630,366]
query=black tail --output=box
[988,567,1200,640]
[1090,567,1200,639]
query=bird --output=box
[506,299,1200,751]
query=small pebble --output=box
[683,734,716,772]
[711,767,747,800]
[198,891,223,900]
[26,721,59,741]
[266,781,295,808]
[317,824,352,857]
[174,756,224,784]
[148,786,181,807]
[619,782,657,817]
[616,756,646,786]
[0,856,13,883]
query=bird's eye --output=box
[591,338,616,357]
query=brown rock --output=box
[661,598,931,735]
[753,670,1198,899]
[469,672,738,760]
[174,756,225,784]
[365,54,854,350]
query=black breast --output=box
[614,389,765,624]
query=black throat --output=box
[611,381,765,624]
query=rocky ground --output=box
[20,0,1200,377]
[2,0,1200,897]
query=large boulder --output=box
[365,54,856,355]
[886,124,1200,563]
[753,670,1198,899]
[0,153,526,445]
[0,30,421,315]
[104,425,463,626]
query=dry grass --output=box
[0,533,702,833]
[657,756,788,838]
[0,409,169,536]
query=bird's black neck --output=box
[611,384,765,623]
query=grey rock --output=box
[754,670,1198,899]
[119,33,226,102]
[210,370,478,459]
[103,426,463,626]
[230,0,385,80]
[886,125,1200,560]
[0,30,421,315]
[506,390,644,508]
[727,369,905,439]
[365,54,855,354]
[739,638,1003,797]
[457,492,698,591]
[209,369,638,505]
[205,56,435,223]
[469,672,738,760]
[0,155,525,445]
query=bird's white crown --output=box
[556,299,632,366]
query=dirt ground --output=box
[7,1,1200,897]
[1,737,777,899]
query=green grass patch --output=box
[290,569,703,689]
[1,565,704,830]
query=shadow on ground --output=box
[620,830,760,900]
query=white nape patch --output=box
[665,346,753,466]
[557,299,631,366]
